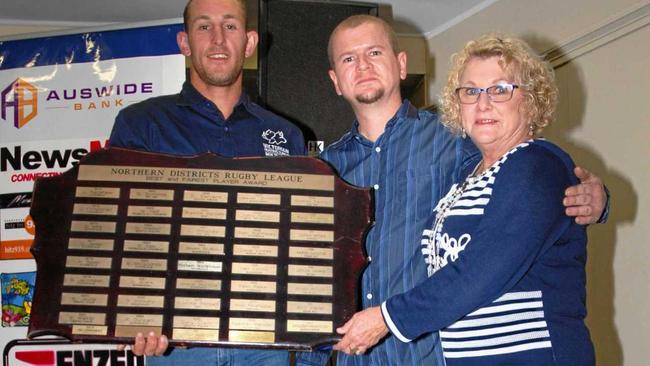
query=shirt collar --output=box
[348,99,419,144]
[176,81,251,115]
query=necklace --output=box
[426,160,483,276]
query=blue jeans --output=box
[145,348,289,365]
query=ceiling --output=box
[0,0,496,37]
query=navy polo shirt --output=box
[109,81,306,157]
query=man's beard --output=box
[355,88,384,104]
[196,59,244,87]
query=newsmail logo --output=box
[1,78,38,129]
[12,348,144,366]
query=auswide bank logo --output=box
[1,78,38,129]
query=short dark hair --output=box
[183,0,248,30]
[327,15,399,68]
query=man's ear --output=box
[245,30,259,58]
[397,51,408,80]
[328,69,342,96]
[177,31,191,56]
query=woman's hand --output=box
[333,306,389,356]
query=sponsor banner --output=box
[4,338,145,366]
[0,138,109,193]
[1,272,35,327]
[0,55,184,144]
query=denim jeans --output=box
[145,348,290,365]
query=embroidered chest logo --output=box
[261,129,289,156]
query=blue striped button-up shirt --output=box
[320,100,477,365]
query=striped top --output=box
[382,139,594,365]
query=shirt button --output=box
[373,184,379,190]
[366,293,373,300]
[367,256,372,262]
[224,126,229,131]
[375,147,381,153]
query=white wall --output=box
[427,1,649,364]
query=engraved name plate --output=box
[184,190,228,203]
[68,238,114,251]
[76,186,120,199]
[73,203,118,216]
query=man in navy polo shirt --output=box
[109,0,320,365]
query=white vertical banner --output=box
[0,21,185,356]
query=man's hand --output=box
[116,331,169,357]
[564,166,607,225]
[333,307,388,356]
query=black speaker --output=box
[258,0,378,155]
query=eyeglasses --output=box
[455,83,519,104]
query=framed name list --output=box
[28,148,372,351]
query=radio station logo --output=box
[1,78,38,129]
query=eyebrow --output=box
[191,13,241,24]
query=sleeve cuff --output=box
[381,301,412,343]
[596,184,611,224]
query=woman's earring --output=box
[461,128,467,138]
[528,123,534,136]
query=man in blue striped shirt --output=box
[320,15,607,366]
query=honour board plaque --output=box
[28,148,372,351]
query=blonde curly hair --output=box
[439,33,558,136]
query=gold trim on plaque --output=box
[184,190,228,203]
[229,318,275,331]
[182,207,227,220]
[174,316,220,329]
[73,203,118,216]
[117,295,164,308]
[291,195,334,208]
[288,265,333,278]
[230,299,276,312]
[175,297,221,310]
[176,278,222,291]
[76,186,120,199]
[59,312,105,325]
[63,274,110,288]
[125,222,171,235]
[68,238,114,251]
[237,193,281,205]
[70,220,116,233]
[290,229,334,242]
[287,319,333,333]
[129,188,174,201]
[72,325,108,335]
[289,247,334,260]
[174,328,220,341]
[123,240,169,253]
[115,326,162,338]
[234,227,278,240]
[128,205,173,217]
[116,314,164,326]
[233,244,278,257]
[122,258,167,271]
[181,224,225,238]
[78,165,334,191]
[66,256,112,269]
[287,283,333,296]
[231,280,276,294]
[235,210,280,223]
[61,293,108,306]
[120,276,166,289]
[178,260,222,272]
[231,262,277,276]
[179,242,225,255]
[229,330,275,343]
[287,301,332,314]
[291,212,334,224]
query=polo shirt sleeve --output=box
[382,145,577,341]
[108,107,152,151]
